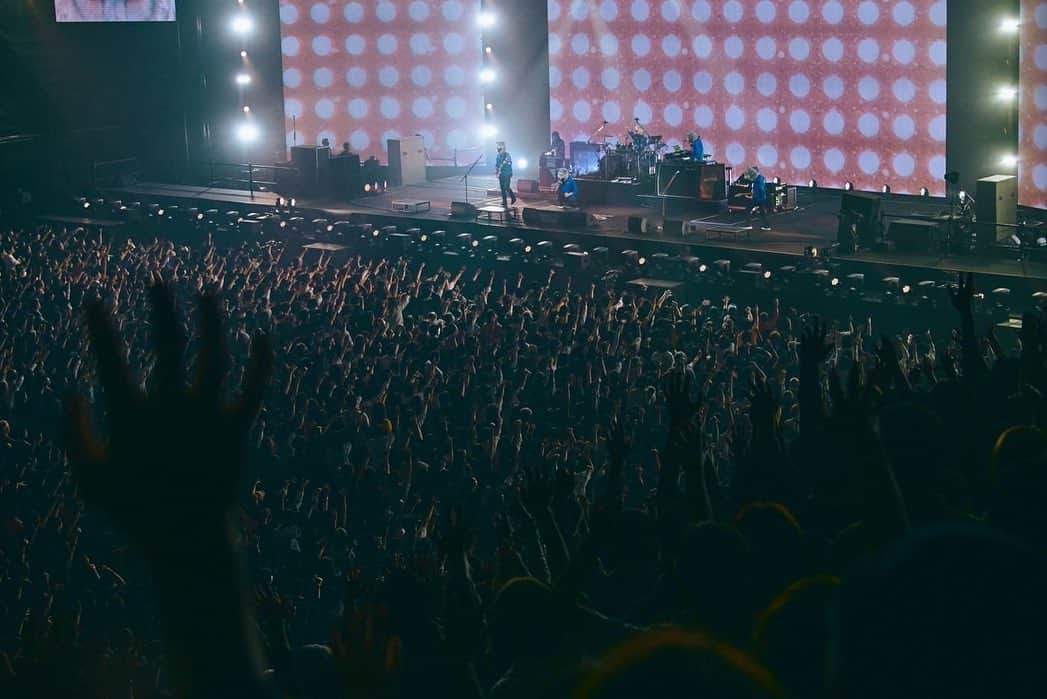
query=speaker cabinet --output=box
[387,135,426,187]
[975,175,1017,243]
[291,146,331,193]
[838,191,882,248]
[889,218,940,253]
[627,216,649,234]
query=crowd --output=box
[2,220,1047,698]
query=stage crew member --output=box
[550,131,566,159]
[495,142,517,208]
[556,169,578,207]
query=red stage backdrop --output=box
[279,1,485,161]
[548,0,947,193]
[1021,1,1047,209]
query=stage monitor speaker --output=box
[627,216,649,234]
[517,179,539,193]
[889,218,940,253]
[522,206,590,229]
[450,201,477,218]
[329,153,363,198]
[838,191,882,248]
[975,175,1017,243]
[663,219,684,236]
[387,135,426,187]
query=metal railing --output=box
[191,161,299,198]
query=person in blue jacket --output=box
[746,166,771,231]
[557,169,579,207]
[688,132,705,161]
[495,142,517,207]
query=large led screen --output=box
[1020,1,1047,209]
[549,0,948,193]
[55,1,176,22]
[279,1,486,161]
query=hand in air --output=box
[64,284,273,558]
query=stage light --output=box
[365,183,372,193]
[763,270,772,280]
[524,244,533,254]
[486,103,493,111]
[844,182,853,191]
[481,124,498,138]
[638,256,647,265]
[242,105,251,114]
[240,50,248,58]
[236,73,252,86]
[808,179,817,188]
[478,11,495,28]
[1000,17,1020,34]
[920,187,929,197]
[479,68,496,84]
[485,46,493,54]
[804,245,819,258]
[197,212,205,220]
[882,184,891,194]
[327,224,335,232]
[372,228,380,237]
[279,221,287,229]
[1001,154,1018,168]
[831,277,840,287]
[289,198,296,207]
[82,200,91,209]
[773,176,781,185]
[902,284,912,294]
[959,190,967,201]
[996,85,1018,102]
[518,158,529,170]
[231,14,254,36]
[698,264,708,273]
[157,208,165,216]
[236,122,259,144]
[420,234,428,242]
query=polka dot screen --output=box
[279,1,485,161]
[548,0,948,194]
[1020,1,1047,209]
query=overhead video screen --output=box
[55,1,176,22]
[549,0,948,194]
[1020,1,1047,209]
[279,1,486,161]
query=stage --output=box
[106,175,1047,290]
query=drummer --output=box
[629,117,648,138]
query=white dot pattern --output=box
[1021,1,1047,208]
[280,1,484,156]
[549,0,947,193]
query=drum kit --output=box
[592,132,666,180]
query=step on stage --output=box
[106,174,1047,286]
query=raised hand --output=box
[749,371,781,440]
[664,369,700,431]
[64,285,273,557]
[799,317,832,367]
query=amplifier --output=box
[450,201,477,218]
[774,185,797,211]
[889,218,941,253]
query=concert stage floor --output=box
[107,175,1047,287]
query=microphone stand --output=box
[460,153,484,205]
[661,169,682,221]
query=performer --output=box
[688,132,705,161]
[629,118,647,137]
[556,169,578,207]
[745,166,771,231]
[549,131,566,159]
[495,142,517,207]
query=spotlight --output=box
[157,208,165,216]
[808,179,817,188]
[471,239,479,248]
[919,187,929,197]
[236,73,252,86]
[327,224,335,232]
[638,256,647,265]
[1001,154,1018,168]
[289,198,296,208]
[481,124,498,138]
[236,122,259,144]
[82,200,91,209]
[485,46,493,54]
[804,245,819,258]
[831,277,840,287]
[478,11,495,28]
[902,284,911,294]
[999,17,1020,34]
[959,190,967,202]
[372,228,380,237]
[242,105,251,114]
[479,68,496,84]
[882,184,891,194]
[996,85,1018,102]
[518,158,529,170]
[486,103,493,111]
[240,50,248,58]
[231,14,254,36]
[698,264,708,273]
[365,183,372,193]
[279,221,287,229]
[763,270,772,279]
[773,176,781,185]
[420,233,428,242]
[524,244,533,254]
[197,212,205,220]
[844,182,853,191]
